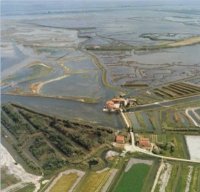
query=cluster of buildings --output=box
[104,97,153,152]
[114,133,152,151]
[103,97,136,112]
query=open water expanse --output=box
[1,0,200,128]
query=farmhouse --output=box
[116,135,125,144]
[138,137,151,150]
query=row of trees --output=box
[13,144,40,171]
[29,137,55,160]
[42,158,66,170]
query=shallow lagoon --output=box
[1,0,200,129]
[41,72,103,99]
[1,94,124,129]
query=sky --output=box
[2,0,196,1]
[2,0,199,3]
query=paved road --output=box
[127,95,200,112]
[120,110,130,128]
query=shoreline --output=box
[0,143,42,192]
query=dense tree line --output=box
[42,158,66,170]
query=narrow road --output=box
[120,110,130,128]
[128,94,200,112]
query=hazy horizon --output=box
[2,0,200,17]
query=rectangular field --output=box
[153,82,200,99]
[113,163,150,192]
[49,173,78,192]
[127,105,199,133]
[75,169,115,192]
[112,158,158,192]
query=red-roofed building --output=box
[138,138,151,150]
[103,97,129,112]
[104,100,120,112]
[116,135,125,144]
[106,100,115,110]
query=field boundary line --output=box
[150,159,165,192]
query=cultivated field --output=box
[127,103,200,133]
[46,169,85,192]
[153,82,200,99]
[74,168,117,192]
[112,158,158,192]
[49,173,78,192]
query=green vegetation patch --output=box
[127,99,200,133]
[75,169,111,192]
[49,173,78,192]
[1,167,20,189]
[139,133,189,159]
[1,103,114,175]
[113,163,150,192]
[190,166,200,192]
[15,183,35,192]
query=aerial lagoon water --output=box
[1,0,200,128]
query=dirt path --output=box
[185,166,193,192]
[157,163,172,192]
[151,160,165,192]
